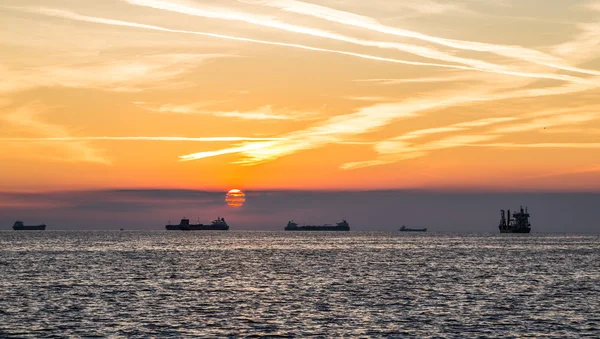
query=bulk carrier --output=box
[12,221,46,230]
[284,220,350,231]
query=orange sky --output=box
[1,0,600,191]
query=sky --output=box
[1,1,600,230]
[1,0,599,192]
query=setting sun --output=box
[225,189,246,208]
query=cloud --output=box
[10,4,598,85]
[179,93,487,163]
[339,96,398,102]
[352,74,474,85]
[0,52,230,94]
[494,115,598,134]
[342,134,498,170]
[118,0,598,84]
[472,143,600,149]
[179,66,600,166]
[146,104,317,120]
[3,6,507,77]
[243,0,600,76]
[1,104,108,164]
[0,136,285,142]
[340,105,600,170]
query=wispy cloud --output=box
[179,93,488,163]
[179,71,600,166]
[340,106,600,170]
[9,4,597,85]
[146,103,316,120]
[1,104,108,164]
[118,0,599,84]
[339,96,398,102]
[0,136,285,142]
[471,143,600,149]
[243,0,600,76]
[352,74,473,85]
[4,6,516,77]
[0,52,229,94]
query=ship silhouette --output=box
[165,217,229,231]
[284,220,349,231]
[399,225,427,232]
[499,206,531,233]
[12,221,46,230]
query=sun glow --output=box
[225,189,246,208]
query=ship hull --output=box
[499,228,530,233]
[13,225,46,230]
[187,225,229,230]
[166,225,229,230]
[399,229,427,232]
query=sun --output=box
[225,188,246,208]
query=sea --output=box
[1,231,599,338]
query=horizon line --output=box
[1,187,600,194]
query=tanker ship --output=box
[166,217,229,230]
[284,220,350,231]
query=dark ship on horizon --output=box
[166,217,229,231]
[285,220,350,231]
[13,221,46,230]
[499,206,531,233]
[399,225,427,232]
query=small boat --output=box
[13,221,46,230]
[399,225,427,232]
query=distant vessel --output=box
[12,221,46,231]
[165,217,229,231]
[284,220,350,231]
[499,206,531,233]
[399,225,427,232]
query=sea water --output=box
[1,231,599,338]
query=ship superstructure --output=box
[12,221,46,230]
[498,206,531,233]
[284,220,350,231]
[166,217,229,230]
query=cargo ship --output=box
[399,225,427,232]
[13,221,46,230]
[165,217,229,230]
[284,220,350,231]
[498,206,531,233]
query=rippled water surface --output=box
[1,231,599,338]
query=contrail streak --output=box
[471,143,600,149]
[0,136,284,142]
[119,0,594,84]
[247,0,600,76]
[180,142,276,161]
[8,8,494,72]
[10,6,592,84]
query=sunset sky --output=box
[1,0,600,192]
